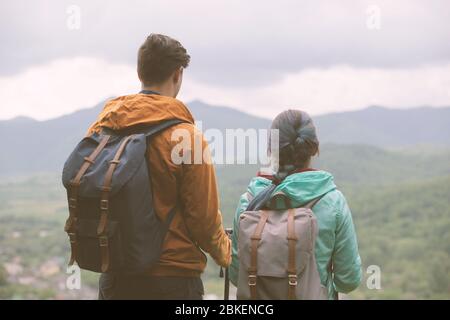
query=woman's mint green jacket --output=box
[230,170,362,299]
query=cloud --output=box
[0,57,139,120]
[0,57,449,120]
[183,64,450,118]
[1,0,450,87]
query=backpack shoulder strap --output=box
[100,118,186,138]
[245,184,277,211]
[302,194,326,209]
[140,119,186,138]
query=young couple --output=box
[86,34,362,300]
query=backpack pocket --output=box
[74,218,124,273]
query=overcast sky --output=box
[1,0,449,120]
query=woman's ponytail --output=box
[269,109,319,180]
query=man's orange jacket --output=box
[87,93,231,277]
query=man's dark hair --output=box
[137,34,190,86]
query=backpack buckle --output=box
[68,232,77,244]
[83,156,94,164]
[248,274,257,286]
[64,216,77,232]
[68,198,77,209]
[100,199,109,211]
[99,236,108,247]
[288,274,297,286]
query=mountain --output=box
[314,105,450,147]
[0,102,106,176]
[0,100,271,176]
[1,99,449,176]
[188,100,270,131]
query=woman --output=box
[229,109,362,299]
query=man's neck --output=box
[141,85,174,98]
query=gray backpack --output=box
[237,191,328,300]
[62,119,182,274]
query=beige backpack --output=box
[237,194,328,300]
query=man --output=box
[87,34,231,299]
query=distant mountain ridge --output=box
[0,99,449,176]
[314,105,450,147]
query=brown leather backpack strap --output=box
[99,235,110,273]
[248,210,269,300]
[287,208,298,300]
[67,232,78,266]
[66,182,80,266]
[97,135,135,272]
[65,135,111,233]
[65,135,110,266]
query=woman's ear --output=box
[313,146,320,157]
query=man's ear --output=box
[173,67,183,84]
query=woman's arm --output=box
[332,192,362,293]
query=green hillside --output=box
[1,144,449,299]
[216,144,450,226]
[348,176,450,299]
[314,144,450,186]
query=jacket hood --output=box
[87,93,195,135]
[247,170,337,208]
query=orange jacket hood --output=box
[87,93,195,135]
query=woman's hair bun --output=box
[269,109,319,168]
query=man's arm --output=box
[178,127,231,267]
